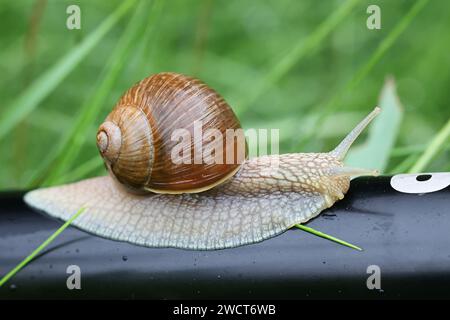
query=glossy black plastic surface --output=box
[1,176,449,299]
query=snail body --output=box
[24,72,380,250]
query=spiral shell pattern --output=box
[96,72,245,194]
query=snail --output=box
[24,72,380,250]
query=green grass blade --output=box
[0,207,85,288]
[236,0,359,116]
[345,78,403,172]
[0,0,136,141]
[27,0,161,187]
[134,0,166,75]
[57,156,104,183]
[43,0,160,186]
[348,0,430,90]
[297,0,430,150]
[295,224,362,251]
[391,144,430,157]
[390,153,419,174]
[409,117,450,173]
[390,143,450,159]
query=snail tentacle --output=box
[330,107,381,160]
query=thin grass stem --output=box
[236,0,359,116]
[296,0,430,150]
[0,0,136,141]
[295,224,362,251]
[409,117,450,173]
[0,208,85,288]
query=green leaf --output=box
[0,0,136,141]
[345,78,403,172]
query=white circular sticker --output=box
[390,172,450,194]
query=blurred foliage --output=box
[0,0,449,190]
[346,78,403,172]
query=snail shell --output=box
[96,72,245,194]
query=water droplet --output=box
[9,284,17,291]
[122,255,128,261]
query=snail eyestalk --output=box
[330,107,381,161]
[329,166,379,177]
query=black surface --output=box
[0,176,449,299]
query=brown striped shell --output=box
[96,72,246,194]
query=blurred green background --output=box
[0,0,449,191]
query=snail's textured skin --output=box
[25,154,348,250]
